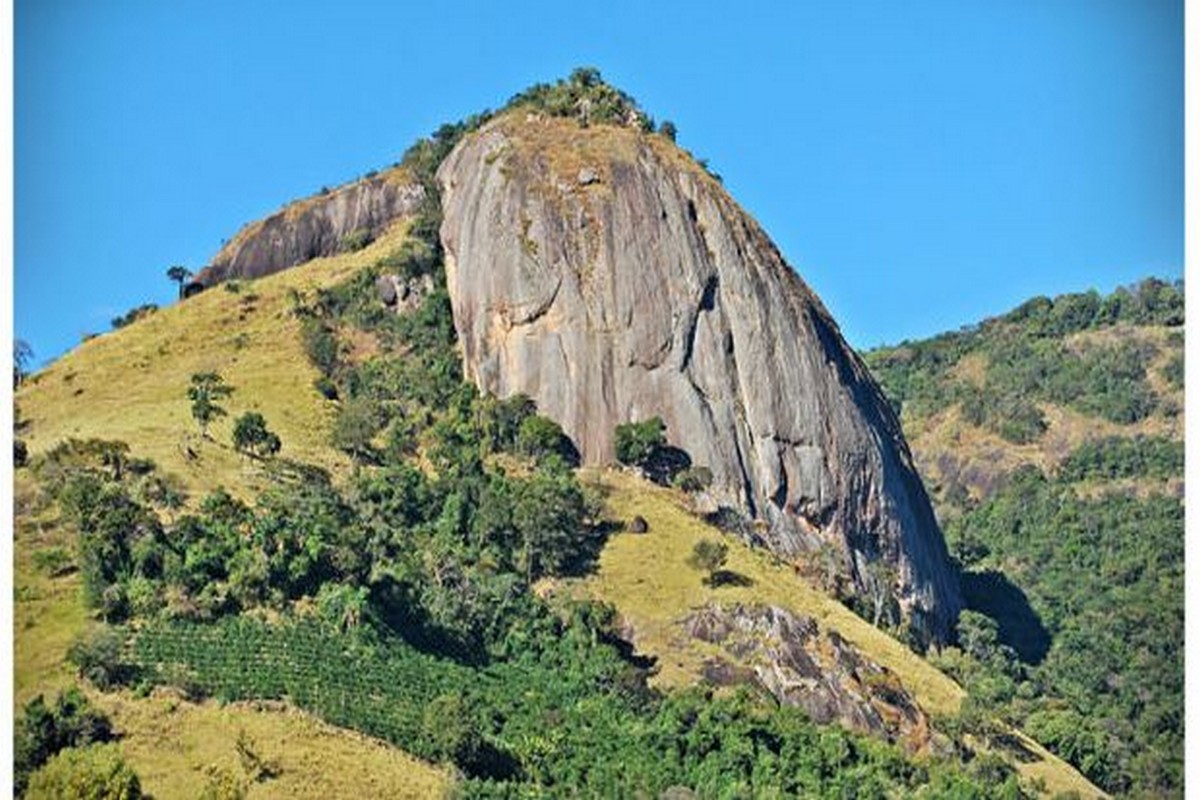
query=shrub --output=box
[516,414,571,461]
[67,626,133,690]
[32,547,74,577]
[673,465,713,493]
[659,120,678,141]
[378,238,439,280]
[110,304,158,330]
[331,397,384,462]
[15,688,115,796]
[338,228,374,253]
[614,417,666,468]
[231,412,282,459]
[687,539,729,585]
[25,744,141,800]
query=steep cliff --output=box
[437,114,961,641]
[194,167,424,286]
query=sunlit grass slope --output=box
[575,469,1104,799]
[14,225,452,798]
[15,225,416,501]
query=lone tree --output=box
[688,539,729,586]
[187,372,233,438]
[614,417,666,468]
[232,412,281,459]
[13,339,33,388]
[166,265,192,299]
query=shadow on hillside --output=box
[708,570,754,588]
[558,519,621,579]
[961,569,1050,665]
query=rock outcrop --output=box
[194,169,424,286]
[437,114,961,641]
[684,603,931,749]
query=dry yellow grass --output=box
[94,692,450,800]
[574,469,1104,798]
[13,224,455,797]
[14,225,416,501]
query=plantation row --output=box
[131,618,479,763]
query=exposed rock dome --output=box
[437,114,961,641]
[194,169,424,286]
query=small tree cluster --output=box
[14,687,116,796]
[232,412,282,459]
[613,417,666,468]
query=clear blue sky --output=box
[15,0,1183,365]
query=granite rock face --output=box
[437,115,961,641]
[194,170,424,286]
[685,603,931,749]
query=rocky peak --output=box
[194,167,424,287]
[436,113,961,642]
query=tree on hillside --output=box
[614,417,666,469]
[167,265,192,299]
[232,412,282,459]
[187,372,234,438]
[688,539,729,586]
[14,339,33,388]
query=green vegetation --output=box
[231,412,281,459]
[687,539,728,585]
[110,304,158,330]
[15,338,34,387]
[1057,435,1182,482]
[166,265,192,299]
[187,372,234,438]
[614,417,666,468]
[15,687,116,797]
[25,744,142,800]
[507,66,653,130]
[865,278,1183,441]
[937,465,1183,796]
[866,280,1184,797]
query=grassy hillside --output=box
[14,226,453,798]
[13,70,1115,799]
[13,223,419,501]
[864,279,1184,797]
[570,469,1101,799]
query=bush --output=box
[110,304,157,330]
[25,744,141,800]
[673,466,713,493]
[67,626,133,690]
[231,412,282,459]
[15,688,115,796]
[338,228,374,253]
[331,397,383,462]
[687,539,729,584]
[516,414,573,462]
[614,417,666,468]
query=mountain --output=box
[14,70,1105,798]
[436,111,960,644]
[865,280,1184,797]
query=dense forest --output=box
[865,280,1184,797]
